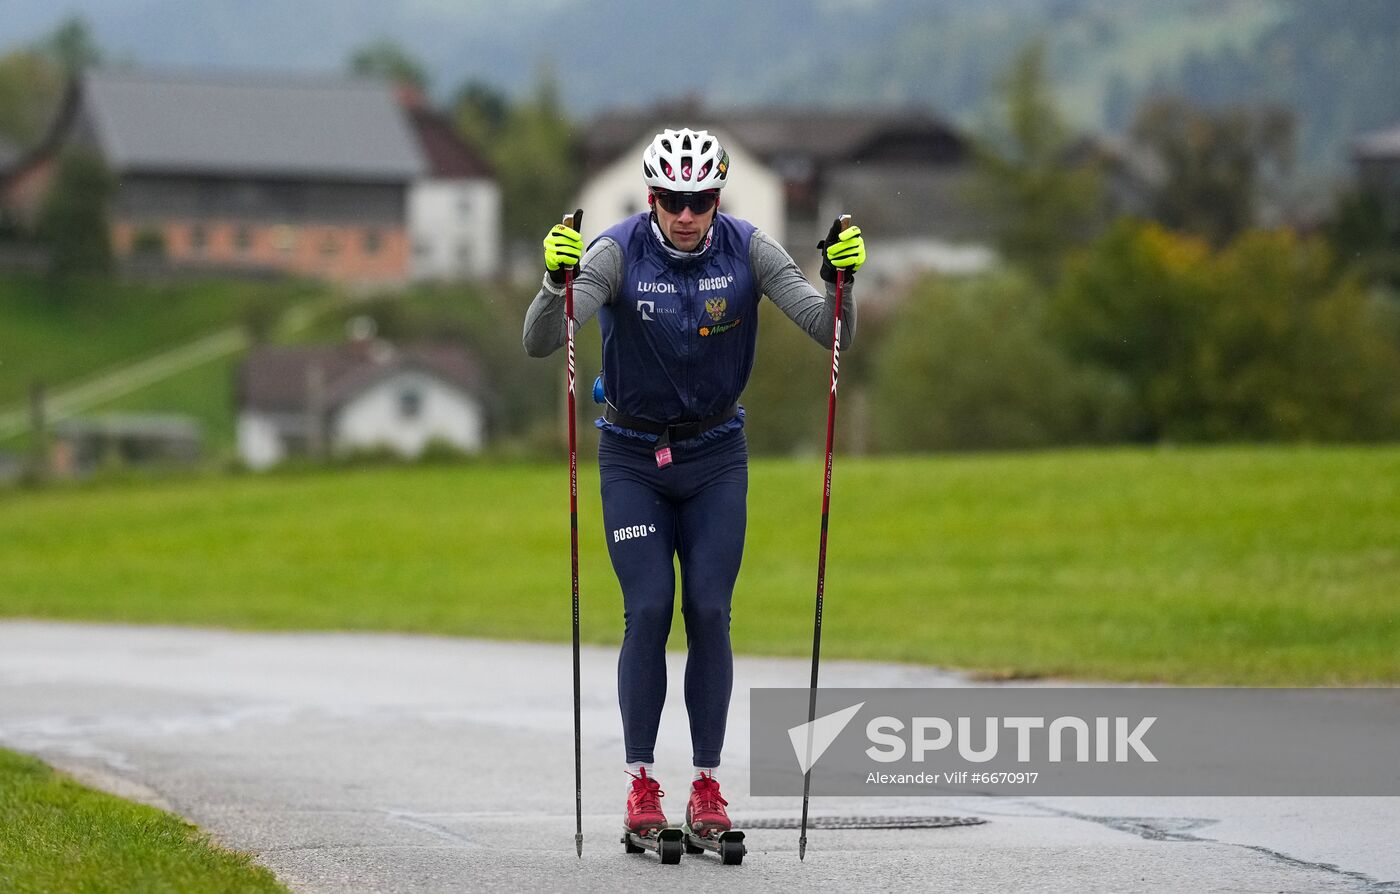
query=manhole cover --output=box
[737,815,985,831]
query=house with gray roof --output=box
[235,329,487,469]
[2,69,433,282]
[579,102,995,286]
[400,87,501,281]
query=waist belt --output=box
[603,404,739,442]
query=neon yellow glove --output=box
[819,217,865,282]
[544,223,583,284]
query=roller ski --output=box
[681,772,746,865]
[620,768,684,864]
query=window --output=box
[235,226,253,254]
[320,233,340,257]
[399,389,422,420]
[364,230,382,255]
[457,195,472,220]
[272,225,296,254]
[190,224,207,253]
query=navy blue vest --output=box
[595,212,759,431]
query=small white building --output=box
[402,98,501,281]
[236,337,486,470]
[574,127,785,246]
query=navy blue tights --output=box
[599,428,748,768]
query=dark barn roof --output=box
[581,104,968,172]
[407,106,493,179]
[79,69,426,181]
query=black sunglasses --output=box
[651,189,719,215]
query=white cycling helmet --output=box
[642,128,729,192]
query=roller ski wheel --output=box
[621,826,684,864]
[682,826,746,865]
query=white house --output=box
[410,179,500,280]
[582,105,994,293]
[402,96,501,281]
[236,335,486,470]
[574,127,785,247]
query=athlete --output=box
[522,127,866,840]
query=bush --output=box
[36,149,115,278]
[1048,220,1212,440]
[1053,220,1400,441]
[739,299,834,455]
[872,271,1140,452]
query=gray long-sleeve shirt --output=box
[522,227,856,358]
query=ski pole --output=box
[564,208,585,859]
[799,214,851,862]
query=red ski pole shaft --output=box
[799,214,851,861]
[563,208,584,858]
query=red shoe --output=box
[624,767,668,834]
[685,771,731,837]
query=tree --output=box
[37,150,116,277]
[1324,188,1400,288]
[451,79,510,150]
[970,41,1104,285]
[0,50,65,146]
[873,271,1139,452]
[38,16,103,73]
[1049,220,1213,440]
[1052,220,1400,442]
[1130,96,1293,248]
[347,38,429,92]
[1189,229,1400,440]
[488,67,580,246]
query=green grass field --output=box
[0,748,288,893]
[0,276,332,408]
[1,445,1396,684]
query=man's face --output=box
[651,189,718,252]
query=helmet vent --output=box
[642,128,728,193]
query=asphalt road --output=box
[1,621,1396,893]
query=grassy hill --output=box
[0,276,329,407]
[0,276,339,453]
[0,275,551,461]
[2,444,1395,685]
